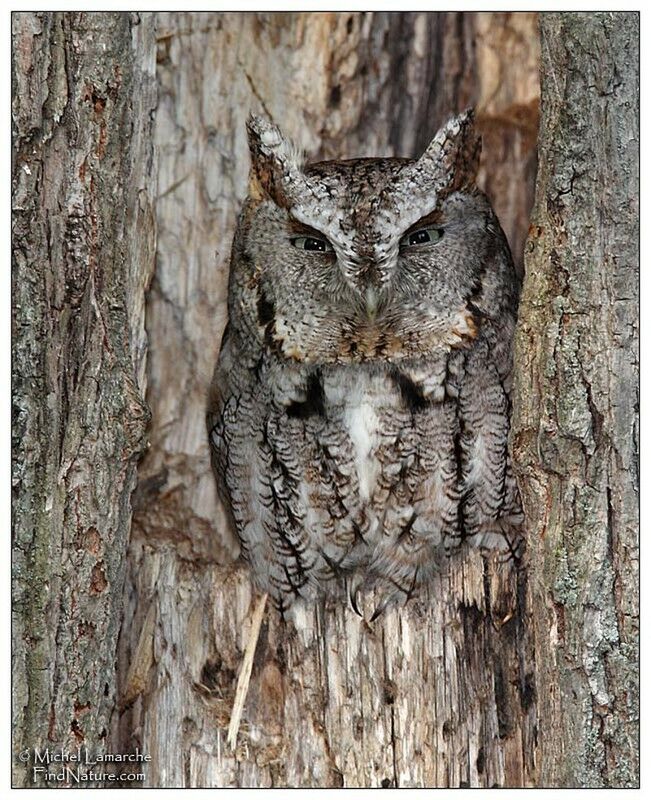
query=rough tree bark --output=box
[11,11,157,787]
[512,12,639,788]
[115,12,540,788]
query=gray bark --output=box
[115,11,540,788]
[11,11,157,787]
[512,11,639,788]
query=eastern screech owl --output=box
[207,110,523,618]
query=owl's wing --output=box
[456,335,524,557]
[209,343,373,611]
[350,332,523,617]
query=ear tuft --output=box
[246,114,305,206]
[418,108,481,194]
[246,114,283,150]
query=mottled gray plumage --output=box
[207,110,523,616]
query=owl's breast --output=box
[340,390,382,503]
[321,367,407,508]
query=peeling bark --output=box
[512,11,639,788]
[11,11,157,787]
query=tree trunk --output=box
[512,12,639,788]
[11,11,157,787]
[115,12,540,788]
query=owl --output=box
[207,110,523,618]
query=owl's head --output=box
[230,110,515,365]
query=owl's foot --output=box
[346,566,422,622]
[465,515,525,563]
[348,574,364,617]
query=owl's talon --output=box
[351,594,363,617]
[349,576,364,616]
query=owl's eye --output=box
[400,227,444,248]
[291,236,333,253]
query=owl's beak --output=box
[365,287,379,321]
